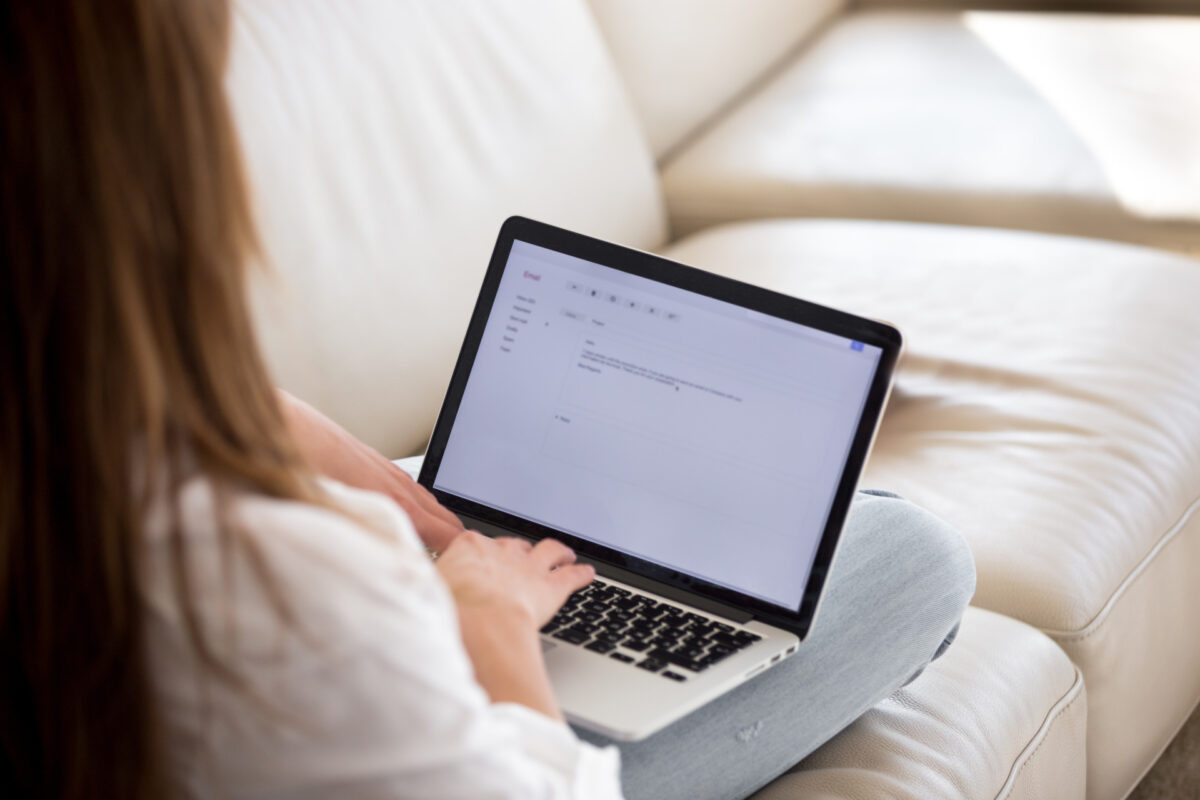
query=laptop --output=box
[418,216,902,741]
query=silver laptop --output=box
[418,217,902,740]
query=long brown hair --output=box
[2,1,321,796]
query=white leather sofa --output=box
[227,2,1200,798]
[618,2,1200,255]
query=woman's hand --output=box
[436,533,594,718]
[279,391,465,551]
[437,533,594,628]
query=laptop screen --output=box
[431,238,884,611]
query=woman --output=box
[0,1,974,798]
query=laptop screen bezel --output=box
[418,216,902,639]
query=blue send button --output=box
[850,341,865,352]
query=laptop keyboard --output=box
[540,578,762,681]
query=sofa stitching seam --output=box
[1043,493,1200,642]
[995,667,1085,800]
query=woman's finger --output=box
[496,536,533,553]
[411,511,466,552]
[530,538,576,571]
[408,476,465,530]
[388,491,462,551]
[551,562,595,596]
[385,467,465,530]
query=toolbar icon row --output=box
[565,281,679,320]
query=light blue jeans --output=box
[395,461,975,800]
[575,490,976,800]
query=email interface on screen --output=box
[434,241,882,610]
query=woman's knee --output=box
[846,492,977,620]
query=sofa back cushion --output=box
[588,0,845,160]
[228,0,665,456]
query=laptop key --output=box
[621,639,650,652]
[610,652,635,664]
[665,650,704,670]
[637,658,666,673]
[553,629,589,645]
[661,671,687,682]
[586,640,616,654]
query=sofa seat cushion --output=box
[661,10,1200,256]
[664,219,1200,800]
[752,607,1086,800]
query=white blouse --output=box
[142,475,624,799]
